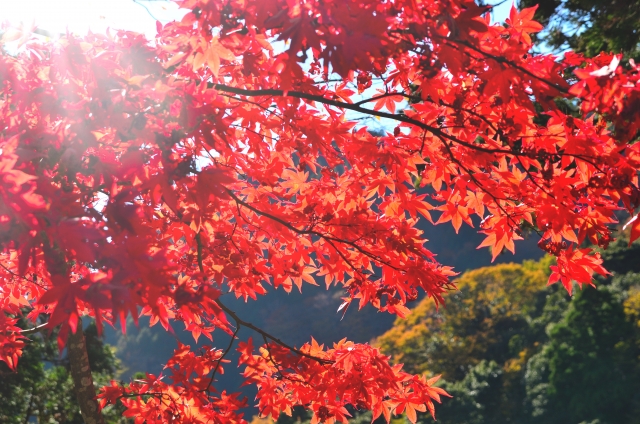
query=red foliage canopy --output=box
[1,0,639,422]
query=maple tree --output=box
[1,0,640,422]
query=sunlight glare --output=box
[0,0,186,37]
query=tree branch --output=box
[210,83,554,160]
[224,188,403,272]
[214,298,333,365]
[353,92,404,107]
[449,38,571,94]
[204,325,240,394]
[211,83,507,153]
[192,218,332,365]
[20,323,49,335]
[207,83,604,171]
[0,262,46,288]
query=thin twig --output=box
[204,325,240,394]
[224,188,403,272]
[193,225,332,365]
[0,263,46,288]
[214,299,333,365]
[21,323,50,335]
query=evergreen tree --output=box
[0,320,125,423]
[520,0,640,58]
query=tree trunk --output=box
[67,317,105,424]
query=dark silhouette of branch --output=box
[214,299,334,365]
[204,325,240,394]
[223,188,403,272]
[192,221,333,365]
[210,83,514,155]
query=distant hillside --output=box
[372,237,640,424]
[104,219,543,412]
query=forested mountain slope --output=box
[105,220,543,394]
[373,236,640,424]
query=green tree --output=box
[520,0,640,58]
[0,320,125,423]
[374,259,552,381]
[427,360,504,424]
[524,286,640,423]
[374,259,555,423]
[524,238,640,424]
[376,235,640,423]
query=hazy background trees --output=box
[520,0,640,58]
